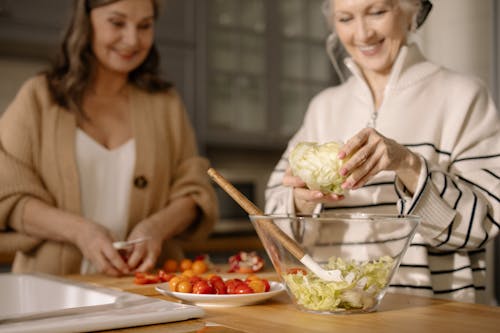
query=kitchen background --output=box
[0,0,498,304]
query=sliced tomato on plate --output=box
[134,272,161,285]
[228,251,265,273]
[157,269,176,282]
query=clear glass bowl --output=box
[249,213,420,314]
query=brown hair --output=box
[45,0,172,115]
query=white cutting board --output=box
[0,273,204,333]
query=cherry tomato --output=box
[225,279,244,294]
[210,279,227,294]
[177,280,193,293]
[189,276,203,285]
[179,258,193,272]
[248,279,266,293]
[234,283,254,294]
[163,259,178,273]
[193,280,215,294]
[261,278,271,292]
[208,274,223,283]
[168,276,186,291]
[191,260,208,275]
[182,269,196,278]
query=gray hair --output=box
[322,0,422,33]
[322,0,423,83]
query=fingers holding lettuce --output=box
[338,128,422,194]
[283,167,344,213]
[287,141,346,213]
[287,128,421,212]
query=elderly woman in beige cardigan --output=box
[0,0,217,275]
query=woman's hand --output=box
[123,196,199,272]
[75,221,130,276]
[283,168,344,214]
[338,127,422,193]
[125,220,164,273]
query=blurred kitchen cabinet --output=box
[0,0,72,57]
[0,0,195,51]
[156,0,195,44]
[157,44,195,121]
[198,0,335,150]
[155,0,196,121]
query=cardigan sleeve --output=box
[0,77,55,234]
[166,92,218,241]
[395,80,500,251]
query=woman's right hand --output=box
[283,168,344,213]
[21,199,130,276]
[75,221,130,276]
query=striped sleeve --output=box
[396,86,500,251]
[264,101,322,215]
[264,154,296,214]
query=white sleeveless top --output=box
[75,129,136,274]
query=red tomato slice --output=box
[286,267,307,275]
[158,270,175,282]
[228,251,265,273]
[134,272,161,285]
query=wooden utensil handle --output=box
[207,168,262,215]
[257,219,305,259]
[207,168,305,259]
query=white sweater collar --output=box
[343,43,440,97]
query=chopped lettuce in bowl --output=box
[283,256,395,313]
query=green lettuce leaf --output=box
[289,141,347,194]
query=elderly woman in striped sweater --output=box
[265,0,500,304]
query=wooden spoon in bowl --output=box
[207,168,342,282]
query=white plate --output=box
[155,281,285,307]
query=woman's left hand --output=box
[338,127,422,193]
[124,196,198,273]
[125,221,164,273]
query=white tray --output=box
[0,273,204,333]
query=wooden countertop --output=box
[66,274,500,333]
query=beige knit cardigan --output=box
[0,76,218,274]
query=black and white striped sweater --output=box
[265,44,500,304]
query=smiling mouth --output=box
[357,40,383,55]
[113,48,139,59]
[118,52,137,59]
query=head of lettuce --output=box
[289,141,347,194]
